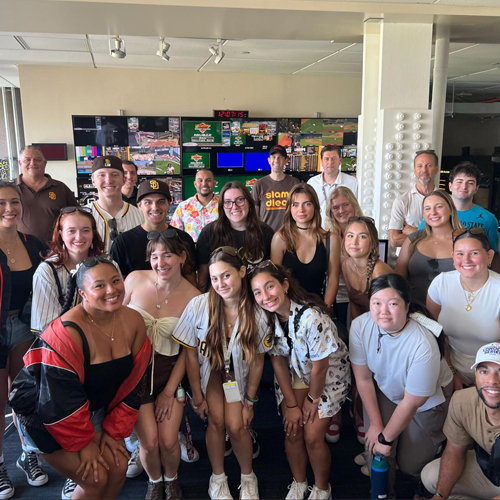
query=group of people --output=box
[0,143,499,500]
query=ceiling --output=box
[0,0,500,103]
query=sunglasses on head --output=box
[76,254,114,272]
[248,259,280,277]
[60,206,92,215]
[211,246,244,264]
[452,227,486,241]
[147,229,178,241]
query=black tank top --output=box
[62,321,134,412]
[10,266,35,310]
[282,241,327,299]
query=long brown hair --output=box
[325,186,363,235]
[211,181,265,263]
[206,247,259,370]
[278,183,326,253]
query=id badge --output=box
[223,381,240,403]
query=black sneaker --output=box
[16,451,48,487]
[249,429,260,459]
[146,480,165,500]
[224,432,232,457]
[61,478,76,499]
[0,462,14,499]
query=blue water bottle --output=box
[371,455,388,499]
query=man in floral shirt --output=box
[171,169,219,242]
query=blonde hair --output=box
[325,186,363,235]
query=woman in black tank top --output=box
[10,256,151,500]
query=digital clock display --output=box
[214,110,249,119]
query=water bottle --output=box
[371,455,388,499]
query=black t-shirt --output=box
[110,224,197,277]
[197,221,274,266]
[121,187,138,207]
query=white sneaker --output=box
[307,484,332,500]
[208,474,233,499]
[286,479,308,499]
[179,431,200,463]
[360,465,370,477]
[354,452,367,466]
[0,462,14,500]
[61,478,76,500]
[126,446,143,478]
[239,472,259,500]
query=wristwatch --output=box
[378,432,394,446]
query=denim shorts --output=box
[2,315,34,350]
[17,408,106,454]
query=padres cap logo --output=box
[104,158,111,167]
[263,334,273,349]
[150,180,159,190]
[48,192,56,200]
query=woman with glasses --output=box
[395,190,462,306]
[123,230,200,500]
[427,228,500,391]
[10,255,151,500]
[172,247,271,500]
[271,184,340,309]
[350,273,453,498]
[197,181,274,292]
[0,181,46,498]
[250,262,350,500]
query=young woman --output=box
[10,255,151,500]
[395,190,462,305]
[250,262,350,500]
[271,183,340,309]
[172,247,271,500]
[324,186,363,325]
[342,216,392,320]
[350,274,453,497]
[427,228,500,390]
[197,181,274,292]
[0,181,46,498]
[124,230,200,499]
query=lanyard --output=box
[222,321,239,377]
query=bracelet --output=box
[434,494,444,499]
[192,397,205,409]
[245,393,259,404]
[449,365,457,375]
[307,393,320,404]
[286,404,298,409]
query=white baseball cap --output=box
[471,342,500,370]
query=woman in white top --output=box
[172,247,270,500]
[350,273,453,497]
[124,230,199,500]
[250,261,350,500]
[427,228,500,390]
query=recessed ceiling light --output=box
[242,51,250,55]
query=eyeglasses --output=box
[223,197,246,209]
[348,215,375,225]
[452,227,486,241]
[76,254,113,272]
[147,229,178,241]
[108,218,118,241]
[60,206,92,215]
[211,246,244,264]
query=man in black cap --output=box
[110,178,197,284]
[86,155,144,252]
[252,144,299,231]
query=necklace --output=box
[460,278,486,312]
[0,236,19,264]
[86,312,115,341]
[352,259,367,277]
[154,276,182,310]
[296,225,310,231]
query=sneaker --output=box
[249,429,260,459]
[239,473,259,500]
[146,480,164,500]
[325,420,341,444]
[61,478,76,499]
[224,433,232,457]
[355,423,366,445]
[0,462,14,500]
[307,484,332,500]
[354,452,367,466]
[16,451,48,486]
[286,479,308,500]
[208,474,233,500]
[165,478,183,500]
[178,432,199,463]
[360,465,370,477]
[127,446,144,478]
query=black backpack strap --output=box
[45,261,64,306]
[62,321,90,367]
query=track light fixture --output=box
[208,39,225,65]
[109,35,126,59]
[156,37,170,62]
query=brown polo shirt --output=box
[15,174,79,245]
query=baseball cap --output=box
[269,145,288,158]
[91,155,124,174]
[471,342,500,370]
[137,179,172,203]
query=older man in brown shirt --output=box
[14,146,78,245]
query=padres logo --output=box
[263,334,273,349]
[150,180,159,190]
[48,192,57,200]
[104,158,111,167]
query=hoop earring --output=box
[62,243,66,250]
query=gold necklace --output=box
[352,259,367,277]
[460,279,479,312]
[0,236,19,264]
[154,277,182,310]
[86,312,115,341]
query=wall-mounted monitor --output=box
[245,152,271,172]
[217,152,244,170]
[32,143,68,161]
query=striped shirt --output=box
[86,201,144,252]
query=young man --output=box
[86,155,144,252]
[121,159,139,206]
[421,343,500,499]
[389,150,439,248]
[170,169,219,242]
[307,144,358,229]
[110,178,197,283]
[448,162,499,253]
[252,145,299,231]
